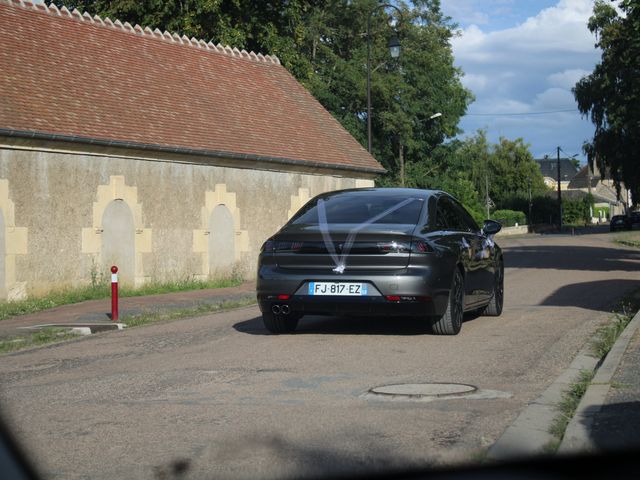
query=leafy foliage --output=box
[492,209,526,227]
[562,194,594,225]
[573,0,640,206]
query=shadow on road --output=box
[234,313,482,336]
[504,245,640,272]
[588,401,640,451]
[540,280,639,312]
[189,431,424,478]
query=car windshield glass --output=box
[290,193,425,225]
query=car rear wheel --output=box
[483,259,504,316]
[262,311,300,334]
[432,268,464,335]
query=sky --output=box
[439,0,602,162]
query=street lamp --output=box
[367,3,403,154]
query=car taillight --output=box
[261,239,275,253]
[377,241,412,253]
[274,241,304,252]
[410,239,434,253]
[261,239,305,253]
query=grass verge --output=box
[0,328,82,354]
[614,231,640,249]
[0,277,242,321]
[0,297,256,355]
[547,289,640,450]
[548,370,595,439]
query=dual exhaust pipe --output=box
[272,304,291,315]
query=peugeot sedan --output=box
[257,188,503,335]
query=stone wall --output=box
[0,140,374,299]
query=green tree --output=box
[487,136,547,206]
[573,0,640,205]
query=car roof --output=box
[314,187,443,200]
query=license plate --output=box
[308,282,368,296]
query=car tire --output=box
[262,311,300,334]
[432,268,464,335]
[483,259,504,316]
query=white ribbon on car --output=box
[316,197,418,274]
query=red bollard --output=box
[111,265,118,322]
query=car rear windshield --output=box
[290,193,425,225]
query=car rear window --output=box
[290,193,425,225]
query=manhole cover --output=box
[370,383,477,398]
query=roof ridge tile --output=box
[0,1,280,65]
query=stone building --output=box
[0,0,384,299]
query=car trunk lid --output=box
[273,223,417,271]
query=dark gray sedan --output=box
[257,188,503,335]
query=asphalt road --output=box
[1,233,639,479]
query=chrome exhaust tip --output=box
[281,304,290,315]
[271,305,281,315]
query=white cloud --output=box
[533,87,576,109]
[547,69,590,89]
[448,0,600,159]
[460,73,488,92]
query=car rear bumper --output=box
[256,264,450,317]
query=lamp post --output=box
[367,3,402,154]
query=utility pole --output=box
[528,177,532,228]
[557,146,562,231]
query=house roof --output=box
[535,158,579,182]
[545,188,617,205]
[568,165,600,189]
[0,0,384,174]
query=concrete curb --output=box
[18,323,126,334]
[488,306,640,461]
[487,342,599,460]
[558,309,640,454]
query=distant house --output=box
[566,165,629,219]
[0,0,384,299]
[535,157,579,190]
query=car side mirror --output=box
[482,219,502,236]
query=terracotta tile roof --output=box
[0,0,384,174]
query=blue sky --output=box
[439,0,601,161]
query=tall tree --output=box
[573,0,640,205]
